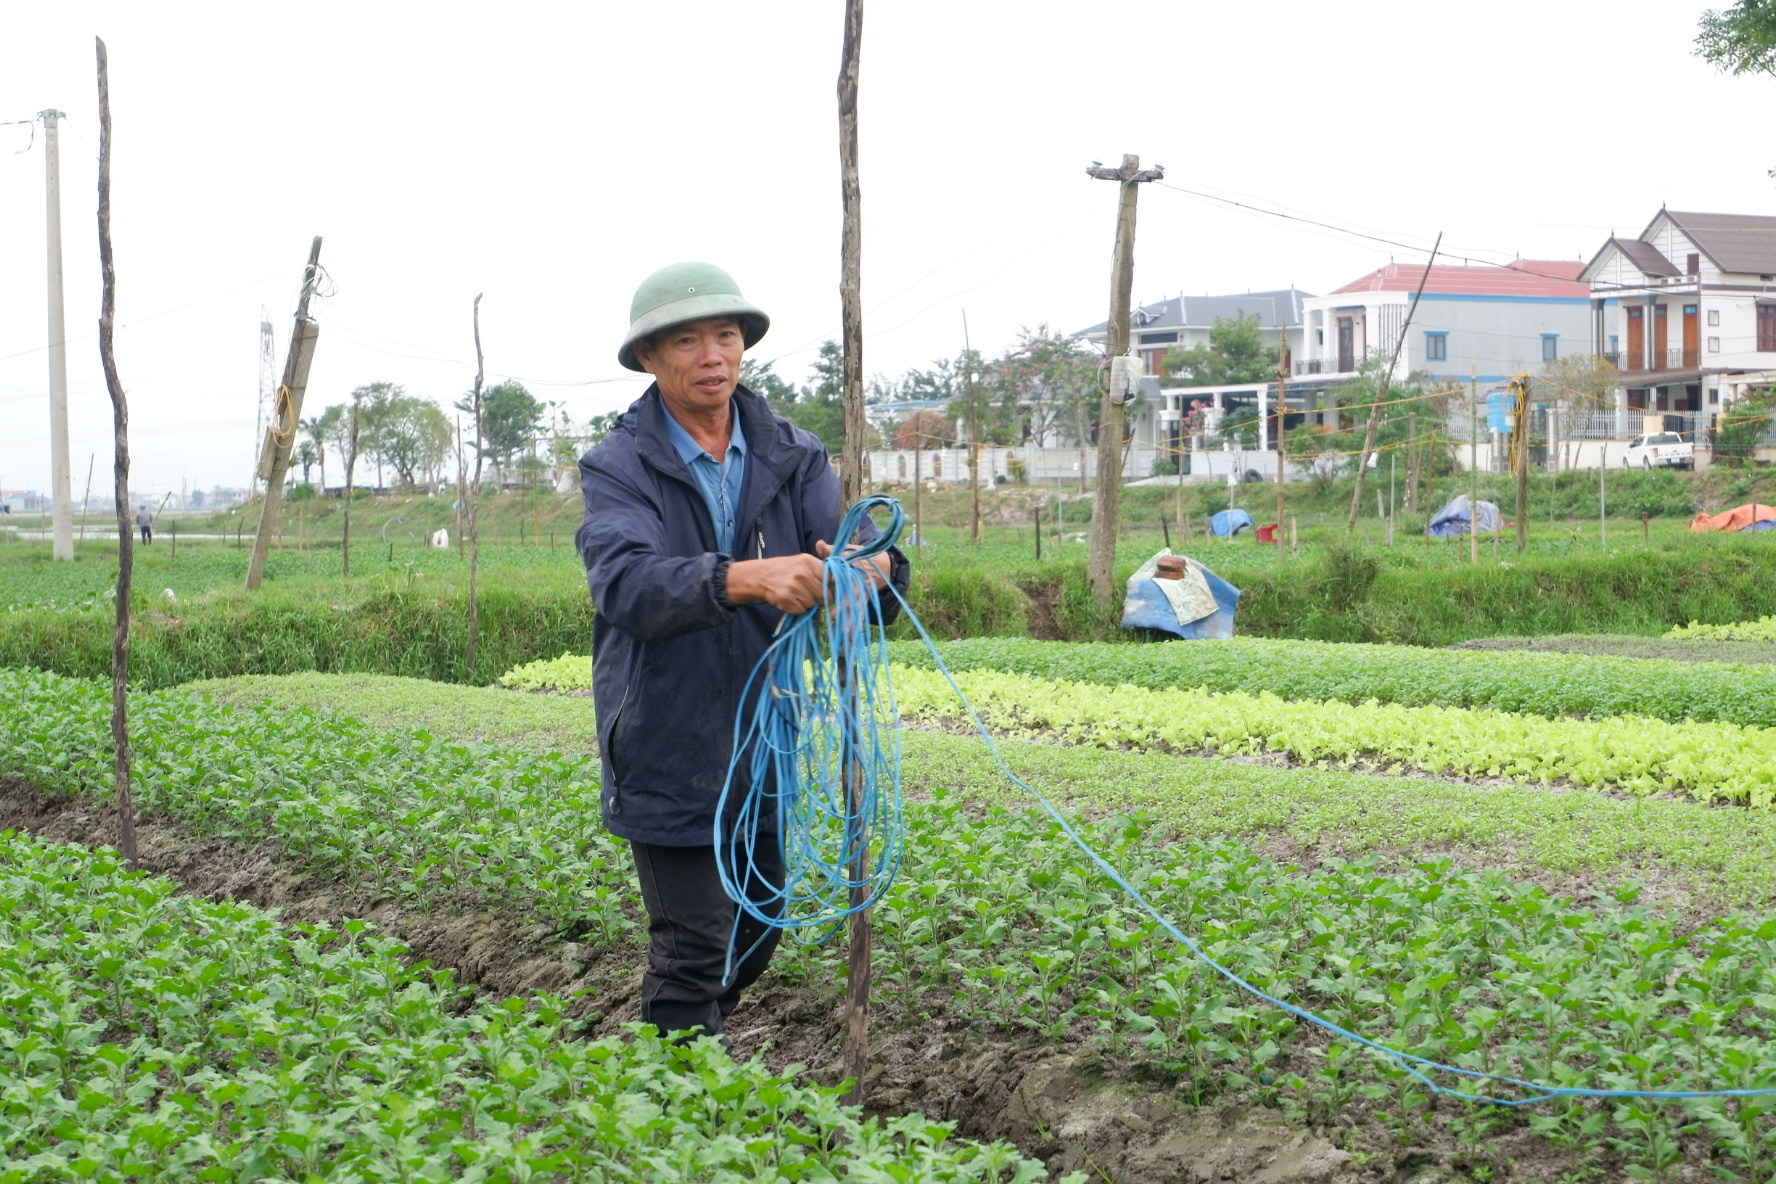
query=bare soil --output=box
[1449,633,1776,664]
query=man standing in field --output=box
[576,262,908,1045]
[135,505,153,544]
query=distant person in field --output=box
[575,262,909,1047]
[135,505,153,544]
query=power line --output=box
[1155,181,1595,287]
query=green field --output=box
[5,471,1776,1180]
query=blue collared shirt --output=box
[663,409,747,555]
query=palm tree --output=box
[300,416,327,491]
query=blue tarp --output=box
[1426,495,1501,538]
[1210,509,1255,537]
[1120,553,1242,639]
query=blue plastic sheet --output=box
[1210,509,1255,537]
[1120,555,1242,639]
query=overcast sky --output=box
[1,0,1768,497]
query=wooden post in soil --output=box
[95,37,137,866]
[466,295,486,679]
[835,0,874,1105]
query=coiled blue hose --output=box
[714,496,906,951]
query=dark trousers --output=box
[630,830,785,1038]
[139,525,151,544]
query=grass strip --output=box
[884,635,1776,728]
[0,831,1056,1183]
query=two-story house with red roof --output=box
[1295,260,1593,388]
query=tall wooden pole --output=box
[838,0,865,509]
[836,0,873,1106]
[246,237,323,589]
[1470,367,1480,564]
[1276,338,1289,557]
[1347,235,1440,532]
[1086,155,1163,604]
[95,38,137,866]
[466,296,486,678]
[964,313,982,543]
[1513,374,1530,554]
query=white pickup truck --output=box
[1623,431,1694,470]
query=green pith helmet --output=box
[617,262,770,372]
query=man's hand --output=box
[725,543,891,614]
[725,554,827,613]
[815,540,891,590]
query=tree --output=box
[349,381,404,490]
[584,411,624,449]
[456,381,544,485]
[780,340,846,454]
[1539,354,1619,467]
[299,416,327,490]
[1160,312,1279,387]
[946,348,1002,445]
[892,409,952,450]
[986,326,1099,447]
[1715,386,1776,465]
[1296,360,1454,480]
[377,396,453,487]
[739,358,798,415]
[1696,1,1776,75]
[295,440,317,485]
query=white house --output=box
[1296,260,1592,387]
[1581,210,1776,429]
[1075,289,1311,380]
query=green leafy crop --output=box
[0,831,1060,1182]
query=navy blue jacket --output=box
[576,383,908,846]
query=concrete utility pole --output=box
[246,237,324,590]
[42,109,74,561]
[1085,155,1163,604]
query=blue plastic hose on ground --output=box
[716,495,1776,1107]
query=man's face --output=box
[634,316,745,423]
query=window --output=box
[1541,334,1559,362]
[1425,331,1448,361]
[1610,334,1620,356]
[1687,253,1700,276]
[1708,309,1720,327]
[1709,337,1721,353]
[1761,305,1776,353]
[1140,331,1178,346]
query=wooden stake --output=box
[95,36,137,867]
[836,0,873,1104]
[467,295,486,679]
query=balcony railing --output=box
[1619,348,1699,372]
[1293,358,1349,376]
